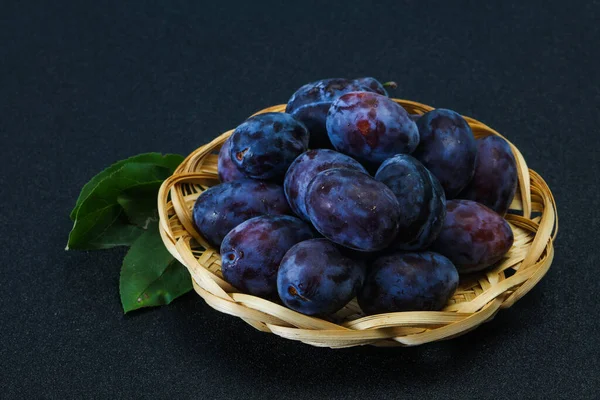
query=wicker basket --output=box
[157,99,558,348]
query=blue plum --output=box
[217,136,246,182]
[289,103,335,149]
[220,215,314,298]
[277,239,365,315]
[326,92,419,164]
[413,109,477,198]
[358,251,459,314]
[306,168,400,251]
[375,154,446,250]
[432,199,514,273]
[286,77,391,149]
[229,113,309,180]
[192,179,291,248]
[458,135,518,215]
[286,77,390,113]
[353,77,394,95]
[284,149,367,221]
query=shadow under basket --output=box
[157,99,558,348]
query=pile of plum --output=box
[193,77,517,317]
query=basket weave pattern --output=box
[158,99,558,348]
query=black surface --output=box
[2,1,599,398]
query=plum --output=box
[431,199,514,273]
[220,215,314,298]
[288,102,335,149]
[277,239,365,315]
[375,154,446,250]
[284,149,367,221]
[286,77,391,148]
[217,136,246,182]
[353,77,391,96]
[326,92,419,164]
[458,135,518,215]
[287,78,389,113]
[358,251,459,314]
[229,112,309,181]
[192,179,291,248]
[306,168,400,252]
[413,109,477,198]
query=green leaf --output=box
[70,153,183,221]
[85,222,144,250]
[120,222,192,313]
[117,182,162,228]
[67,156,182,250]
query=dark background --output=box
[2,0,599,398]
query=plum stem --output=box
[382,81,398,89]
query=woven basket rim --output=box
[157,99,558,348]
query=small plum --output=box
[358,251,459,314]
[277,239,365,315]
[230,112,309,181]
[220,215,314,298]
